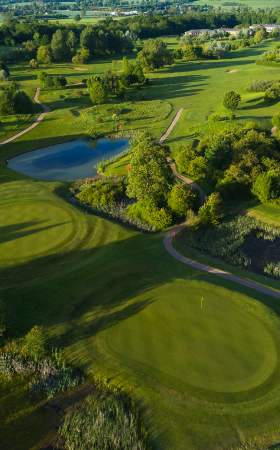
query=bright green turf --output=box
[0,202,74,261]
[106,281,277,395]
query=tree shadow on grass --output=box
[0,221,71,245]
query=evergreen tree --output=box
[89,81,108,104]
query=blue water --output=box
[8,138,130,181]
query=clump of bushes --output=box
[0,326,84,398]
[0,88,34,115]
[245,79,269,92]
[77,176,127,206]
[209,113,220,122]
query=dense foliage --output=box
[176,123,280,202]
[77,176,127,206]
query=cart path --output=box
[158,108,184,144]
[0,87,50,147]
[159,109,280,299]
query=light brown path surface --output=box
[158,108,183,144]
[0,87,50,147]
[164,224,280,298]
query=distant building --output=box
[249,23,280,33]
[185,27,253,37]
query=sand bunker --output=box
[73,68,88,71]
[66,82,85,87]
[227,70,237,73]
[202,63,210,65]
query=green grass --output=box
[3,40,280,450]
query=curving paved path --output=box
[159,109,280,299]
[0,87,50,147]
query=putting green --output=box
[107,282,278,394]
[0,202,74,260]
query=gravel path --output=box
[159,109,280,298]
[0,87,50,147]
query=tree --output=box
[89,81,108,104]
[37,46,52,65]
[37,71,48,86]
[14,91,34,114]
[73,14,81,22]
[168,183,196,217]
[24,325,47,362]
[205,135,233,170]
[252,172,280,203]
[272,111,280,131]
[126,135,174,205]
[80,26,95,58]
[254,28,267,42]
[22,40,37,59]
[198,192,224,227]
[100,70,119,94]
[223,90,241,110]
[80,48,90,61]
[0,62,10,76]
[30,59,38,69]
[51,29,76,61]
[0,90,15,115]
[137,38,173,71]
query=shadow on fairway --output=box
[0,220,71,244]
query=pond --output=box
[7,138,130,182]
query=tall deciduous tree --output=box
[205,134,233,170]
[89,81,108,104]
[37,46,52,65]
[51,29,76,61]
[126,135,174,205]
[137,38,173,71]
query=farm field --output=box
[193,0,280,7]
[3,37,280,450]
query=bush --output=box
[30,59,39,69]
[126,201,172,231]
[168,183,196,217]
[272,112,280,131]
[198,192,224,227]
[24,325,47,361]
[209,113,220,122]
[0,69,9,82]
[252,172,280,203]
[72,54,84,64]
[228,112,235,120]
[14,91,34,114]
[73,89,83,97]
[223,90,241,110]
[86,125,98,139]
[77,179,126,206]
[245,79,269,92]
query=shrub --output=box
[209,113,220,122]
[96,115,103,123]
[272,112,280,131]
[228,112,235,120]
[223,90,241,110]
[24,325,47,361]
[0,69,9,82]
[14,91,34,114]
[126,201,172,231]
[168,183,196,217]
[30,59,38,69]
[245,79,268,92]
[72,54,84,64]
[252,172,280,203]
[73,89,83,97]
[198,192,224,227]
[86,126,98,139]
[77,179,126,206]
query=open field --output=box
[192,0,280,7]
[3,38,280,450]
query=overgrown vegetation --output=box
[60,392,150,450]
